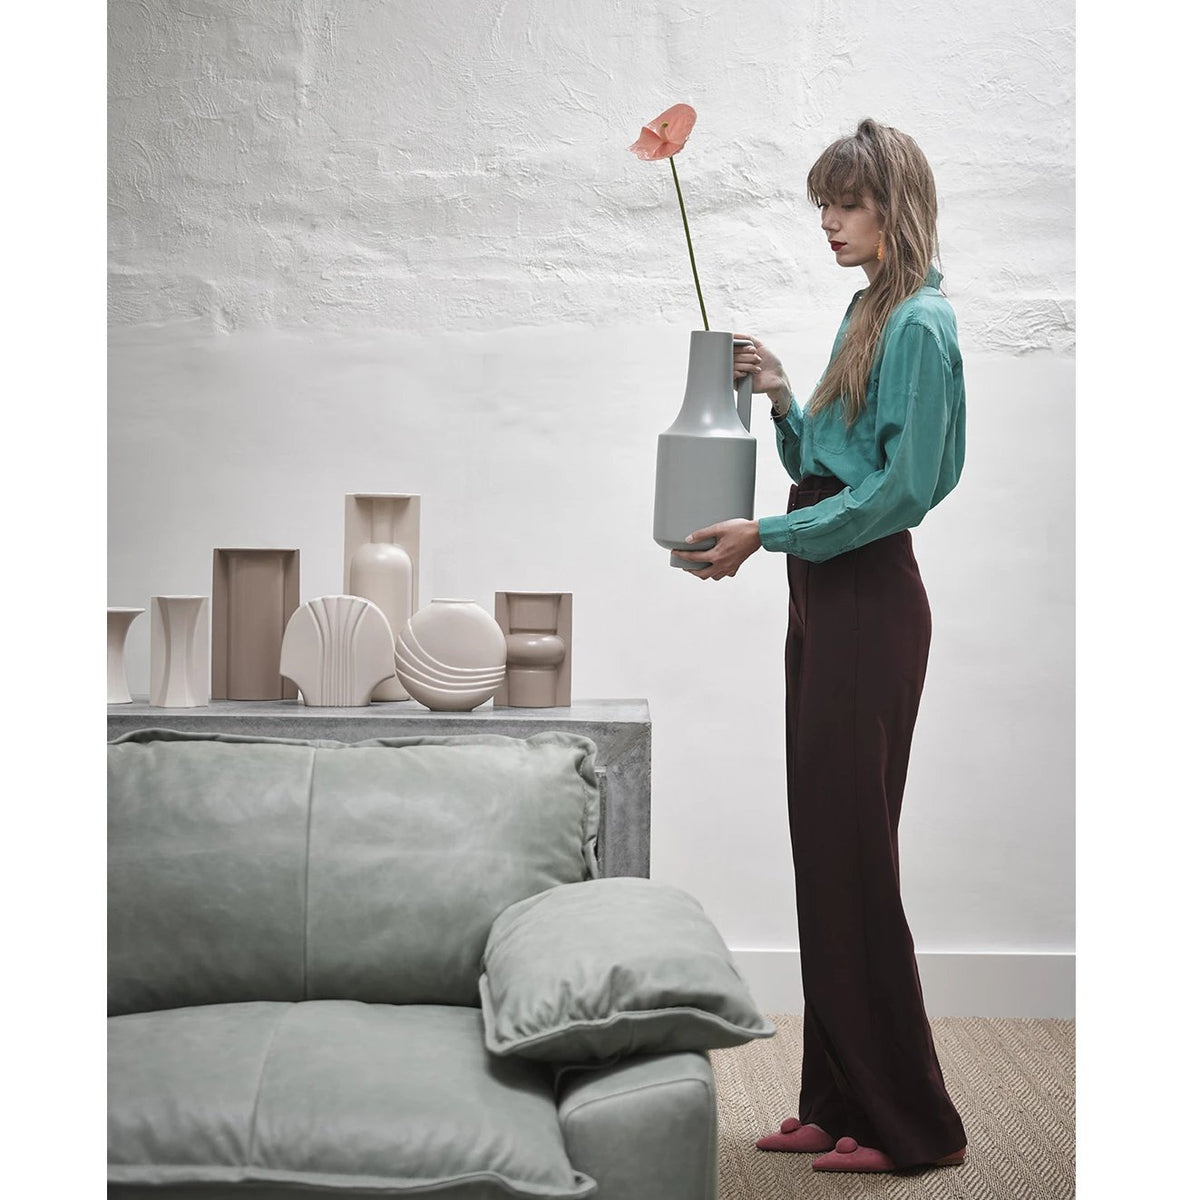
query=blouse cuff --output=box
[772,397,804,438]
[757,513,795,553]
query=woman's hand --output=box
[733,334,790,409]
[672,518,763,581]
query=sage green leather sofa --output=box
[108,729,772,1199]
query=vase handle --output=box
[732,338,754,432]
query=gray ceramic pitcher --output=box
[653,331,756,569]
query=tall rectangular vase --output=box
[211,549,300,701]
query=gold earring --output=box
[876,232,885,262]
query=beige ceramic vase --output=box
[397,599,507,711]
[107,607,145,704]
[407,599,507,671]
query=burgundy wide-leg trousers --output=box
[784,475,966,1168]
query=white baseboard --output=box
[730,948,1075,1018]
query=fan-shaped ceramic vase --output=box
[279,594,395,707]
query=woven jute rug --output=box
[711,1015,1075,1200]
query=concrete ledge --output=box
[731,948,1075,1018]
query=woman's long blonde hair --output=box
[806,118,941,423]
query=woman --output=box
[674,118,969,1173]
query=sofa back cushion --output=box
[108,730,600,1015]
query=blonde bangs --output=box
[806,139,878,208]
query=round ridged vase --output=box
[398,599,507,712]
[408,599,507,671]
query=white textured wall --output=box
[108,0,1075,1012]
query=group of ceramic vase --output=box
[278,593,516,712]
[107,493,573,712]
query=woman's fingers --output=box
[733,335,767,387]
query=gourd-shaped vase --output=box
[494,592,572,708]
[653,332,756,569]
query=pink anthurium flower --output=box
[628,103,697,160]
[628,103,708,329]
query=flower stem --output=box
[669,154,708,331]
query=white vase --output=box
[107,607,145,704]
[279,595,395,707]
[344,494,420,702]
[150,596,210,708]
[348,541,412,701]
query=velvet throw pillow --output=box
[479,877,775,1062]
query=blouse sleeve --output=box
[756,319,954,562]
[771,397,806,483]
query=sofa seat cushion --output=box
[108,1001,596,1198]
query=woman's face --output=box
[818,188,884,272]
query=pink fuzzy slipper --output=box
[754,1117,835,1153]
[812,1136,967,1172]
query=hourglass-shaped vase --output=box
[345,494,420,702]
[149,595,210,708]
[493,592,572,708]
[107,607,144,704]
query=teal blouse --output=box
[756,266,966,562]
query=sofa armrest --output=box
[556,1052,717,1200]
